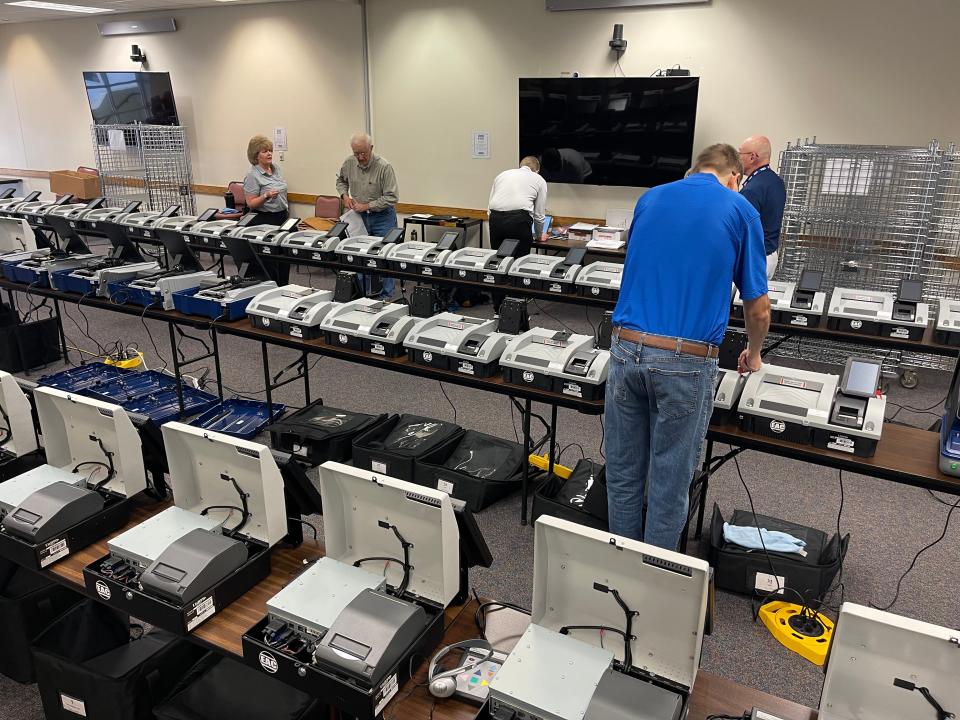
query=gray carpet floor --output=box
[1,251,957,716]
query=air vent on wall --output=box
[98,17,176,36]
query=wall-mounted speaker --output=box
[98,17,177,36]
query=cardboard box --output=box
[302,216,336,231]
[49,170,100,200]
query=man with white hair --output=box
[738,135,786,279]
[336,132,399,299]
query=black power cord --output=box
[72,435,116,491]
[353,521,413,596]
[893,678,955,720]
[560,582,637,669]
[0,405,11,446]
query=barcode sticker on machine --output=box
[40,538,70,568]
[754,572,785,594]
[374,674,399,716]
[60,694,86,717]
[372,460,388,474]
[827,435,856,454]
[186,595,216,631]
[437,479,455,494]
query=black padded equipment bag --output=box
[352,414,463,482]
[532,458,608,530]
[268,401,388,466]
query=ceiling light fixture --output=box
[5,1,111,13]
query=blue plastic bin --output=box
[121,386,219,424]
[189,399,286,439]
[38,363,131,394]
[85,370,176,404]
[171,287,253,321]
[56,270,98,296]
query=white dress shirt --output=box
[488,166,548,235]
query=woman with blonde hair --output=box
[242,134,289,282]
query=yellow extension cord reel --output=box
[758,600,834,666]
[103,349,144,369]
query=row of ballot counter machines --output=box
[5,192,960,347]
[0,374,956,720]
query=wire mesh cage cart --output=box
[90,124,196,214]
[771,139,958,386]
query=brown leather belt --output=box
[614,327,720,359]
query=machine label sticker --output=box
[458,361,475,375]
[754,572,785,594]
[262,247,271,254]
[185,595,216,631]
[258,651,279,674]
[769,420,786,434]
[40,537,70,567]
[889,326,910,338]
[338,333,349,345]
[370,342,386,356]
[366,260,377,268]
[95,580,112,600]
[312,252,325,261]
[289,326,303,338]
[260,317,271,326]
[522,278,532,286]
[423,351,434,362]
[437,479,455,494]
[423,267,434,276]
[591,286,600,295]
[69,221,77,228]
[548,283,563,293]
[778,378,806,389]
[441,321,465,330]
[827,435,856,454]
[372,460,388,474]
[788,314,808,326]
[482,274,496,284]
[143,230,151,238]
[374,674,399,716]
[60,694,87,717]
[522,371,535,383]
[457,269,467,277]
[850,319,863,330]
[562,381,583,398]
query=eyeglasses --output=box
[738,151,756,158]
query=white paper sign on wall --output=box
[273,126,288,151]
[472,131,490,159]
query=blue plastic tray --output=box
[85,370,176,404]
[55,269,96,295]
[13,263,46,286]
[172,287,254,321]
[106,280,152,306]
[1,258,23,280]
[121,385,219,424]
[189,399,286,439]
[38,362,131,393]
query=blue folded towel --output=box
[723,522,807,555]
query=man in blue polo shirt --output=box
[605,143,771,550]
[739,135,786,278]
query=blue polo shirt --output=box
[612,173,768,346]
[740,165,786,255]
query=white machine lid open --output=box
[33,387,146,498]
[161,422,287,546]
[0,371,38,457]
[318,461,459,608]
[531,516,709,690]
[0,217,36,253]
[820,603,960,720]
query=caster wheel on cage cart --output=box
[899,369,919,389]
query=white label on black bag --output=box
[375,674,399,716]
[372,460,388,474]
[186,595,216,631]
[40,537,70,567]
[755,572,785,594]
[437,479,454,494]
[61,694,86,717]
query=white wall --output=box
[0,0,367,203]
[367,0,960,218]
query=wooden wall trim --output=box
[0,168,606,225]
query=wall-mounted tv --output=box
[83,71,179,126]
[519,76,699,188]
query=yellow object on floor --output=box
[527,453,572,479]
[758,600,834,666]
[103,351,144,369]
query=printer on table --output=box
[487,515,709,720]
[15,193,77,228]
[737,357,886,457]
[935,297,960,346]
[279,221,349,261]
[246,284,337,339]
[405,311,512,377]
[500,326,609,400]
[827,278,930,340]
[386,230,460,277]
[225,215,299,256]
[734,268,827,328]
[819,603,959,720]
[0,387,147,569]
[575,260,622,300]
[122,228,217,309]
[62,221,159,297]
[320,297,418,357]
[83,422,289,634]
[443,238,519,285]
[336,228,404,270]
[508,247,586,294]
[46,196,107,226]
[242,461,469,720]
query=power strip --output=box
[751,708,788,720]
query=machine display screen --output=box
[842,359,881,397]
[798,270,823,292]
[83,71,179,125]
[898,279,923,303]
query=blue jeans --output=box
[604,335,718,550]
[361,206,397,298]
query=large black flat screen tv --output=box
[83,71,179,125]
[519,76,699,188]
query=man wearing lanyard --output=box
[604,143,770,551]
[738,135,786,279]
[336,133,400,300]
